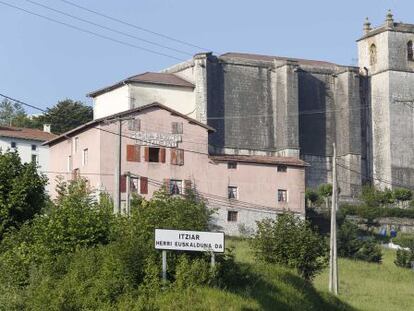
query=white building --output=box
[0,125,56,172]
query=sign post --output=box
[155,229,225,280]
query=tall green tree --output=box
[0,151,47,239]
[36,99,93,134]
[0,99,29,126]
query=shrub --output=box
[337,220,382,263]
[251,214,328,281]
[394,249,414,269]
[393,188,412,202]
[354,240,382,263]
[305,189,320,207]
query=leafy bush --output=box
[251,214,328,281]
[394,249,414,269]
[341,203,414,219]
[393,188,412,202]
[337,220,382,263]
[305,189,320,207]
[0,151,47,239]
[354,240,382,263]
[318,184,332,198]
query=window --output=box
[149,147,160,162]
[82,148,88,166]
[369,44,377,65]
[126,145,140,162]
[227,211,238,222]
[277,165,287,172]
[227,161,237,169]
[145,147,166,163]
[228,186,238,199]
[31,154,38,164]
[74,137,79,153]
[171,148,184,165]
[31,144,37,151]
[169,179,182,195]
[408,41,413,61]
[128,118,141,131]
[172,122,183,134]
[278,189,287,202]
[10,141,16,148]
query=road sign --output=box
[155,229,225,253]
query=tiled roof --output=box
[88,72,194,97]
[44,102,215,146]
[0,126,57,142]
[220,52,342,68]
[209,154,309,167]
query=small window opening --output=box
[228,161,237,169]
[31,144,37,151]
[228,186,238,199]
[11,141,16,148]
[277,165,287,172]
[408,41,413,61]
[31,154,38,163]
[169,179,182,195]
[149,147,160,162]
[227,211,238,222]
[278,189,287,202]
[172,122,183,134]
[369,44,377,65]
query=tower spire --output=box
[386,9,394,27]
[363,17,372,34]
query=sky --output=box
[0,0,412,113]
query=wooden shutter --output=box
[144,147,149,162]
[184,179,192,190]
[178,149,184,165]
[163,178,170,193]
[140,176,148,194]
[126,145,140,162]
[171,148,177,165]
[159,148,166,163]
[120,175,127,193]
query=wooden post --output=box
[162,250,167,282]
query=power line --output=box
[24,0,193,57]
[0,1,185,61]
[58,0,211,52]
[0,93,46,112]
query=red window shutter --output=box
[144,147,149,162]
[126,145,134,161]
[120,175,127,193]
[171,148,177,165]
[159,148,166,163]
[140,176,148,194]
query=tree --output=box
[318,183,332,210]
[0,99,28,126]
[36,99,93,134]
[0,151,47,239]
[252,214,328,281]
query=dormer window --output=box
[369,44,377,65]
[407,41,413,61]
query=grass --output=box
[227,238,414,311]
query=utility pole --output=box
[114,119,122,214]
[329,143,338,295]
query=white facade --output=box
[93,83,196,120]
[0,136,50,172]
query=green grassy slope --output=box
[314,249,414,311]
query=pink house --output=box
[45,103,307,235]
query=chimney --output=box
[43,124,51,133]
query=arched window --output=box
[369,44,377,65]
[407,41,413,61]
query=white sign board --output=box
[155,229,225,253]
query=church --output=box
[89,11,414,198]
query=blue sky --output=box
[0,0,411,112]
